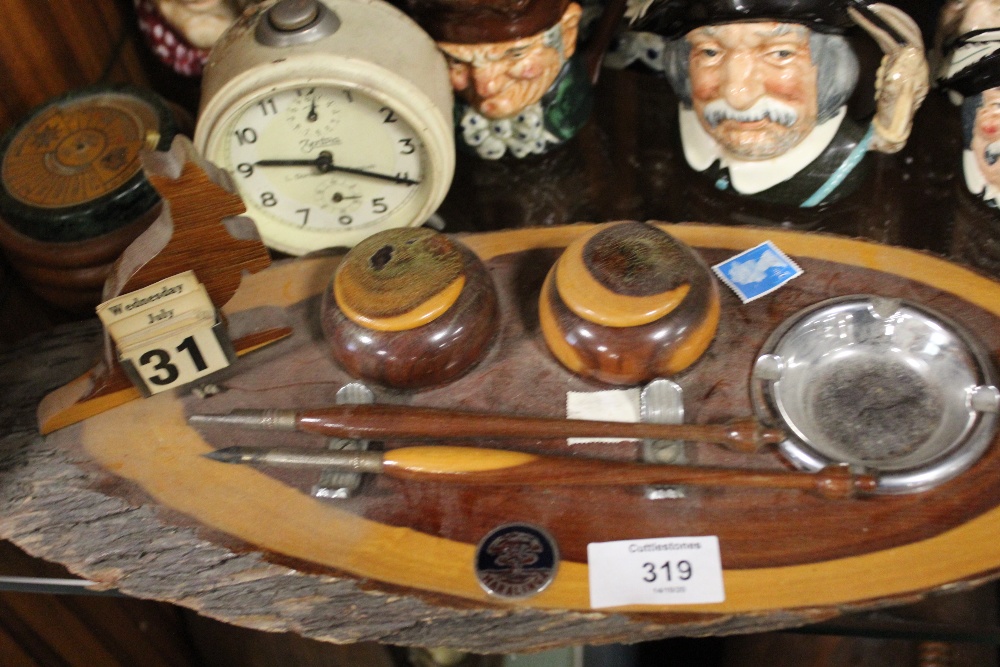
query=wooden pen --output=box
[189,405,786,453]
[205,445,878,498]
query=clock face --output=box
[211,84,434,254]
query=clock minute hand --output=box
[315,151,419,186]
[253,153,420,186]
[318,162,420,186]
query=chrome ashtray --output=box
[752,296,1000,494]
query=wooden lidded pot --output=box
[539,221,720,385]
[0,85,179,312]
[321,227,500,390]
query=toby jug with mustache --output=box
[635,0,928,218]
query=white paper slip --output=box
[96,270,201,326]
[587,536,725,608]
[115,309,217,354]
[106,284,214,342]
[565,388,640,444]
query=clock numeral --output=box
[296,208,310,226]
[261,192,278,207]
[379,107,398,123]
[258,98,278,116]
[236,163,254,178]
[296,87,315,97]
[234,128,258,145]
[371,197,388,214]
[398,138,415,155]
[339,215,353,226]
[343,90,353,103]
[395,172,411,183]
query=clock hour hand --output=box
[254,158,319,167]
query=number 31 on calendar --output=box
[120,325,233,396]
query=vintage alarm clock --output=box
[0,85,179,311]
[194,0,455,256]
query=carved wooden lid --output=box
[333,227,466,332]
[554,221,701,327]
[0,85,177,243]
[397,0,570,43]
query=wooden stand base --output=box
[9,224,1000,651]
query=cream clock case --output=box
[194,0,455,255]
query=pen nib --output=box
[203,447,258,464]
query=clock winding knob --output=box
[257,0,340,46]
[539,221,720,385]
[321,227,499,389]
[270,0,319,30]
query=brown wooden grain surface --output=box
[0,0,148,135]
[2,2,994,660]
[285,405,783,450]
[7,224,1000,652]
[169,233,1000,573]
[373,446,876,497]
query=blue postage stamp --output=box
[712,241,803,303]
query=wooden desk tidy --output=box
[14,224,1000,651]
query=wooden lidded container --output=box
[539,221,720,384]
[321,227,500,389]
[0,85,179,312]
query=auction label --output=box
[587,536,724,608]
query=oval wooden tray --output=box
[19,223,1000,649]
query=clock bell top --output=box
[198,0,451,120]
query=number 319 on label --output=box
[587,536,725,608]
[120,326,233,396]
